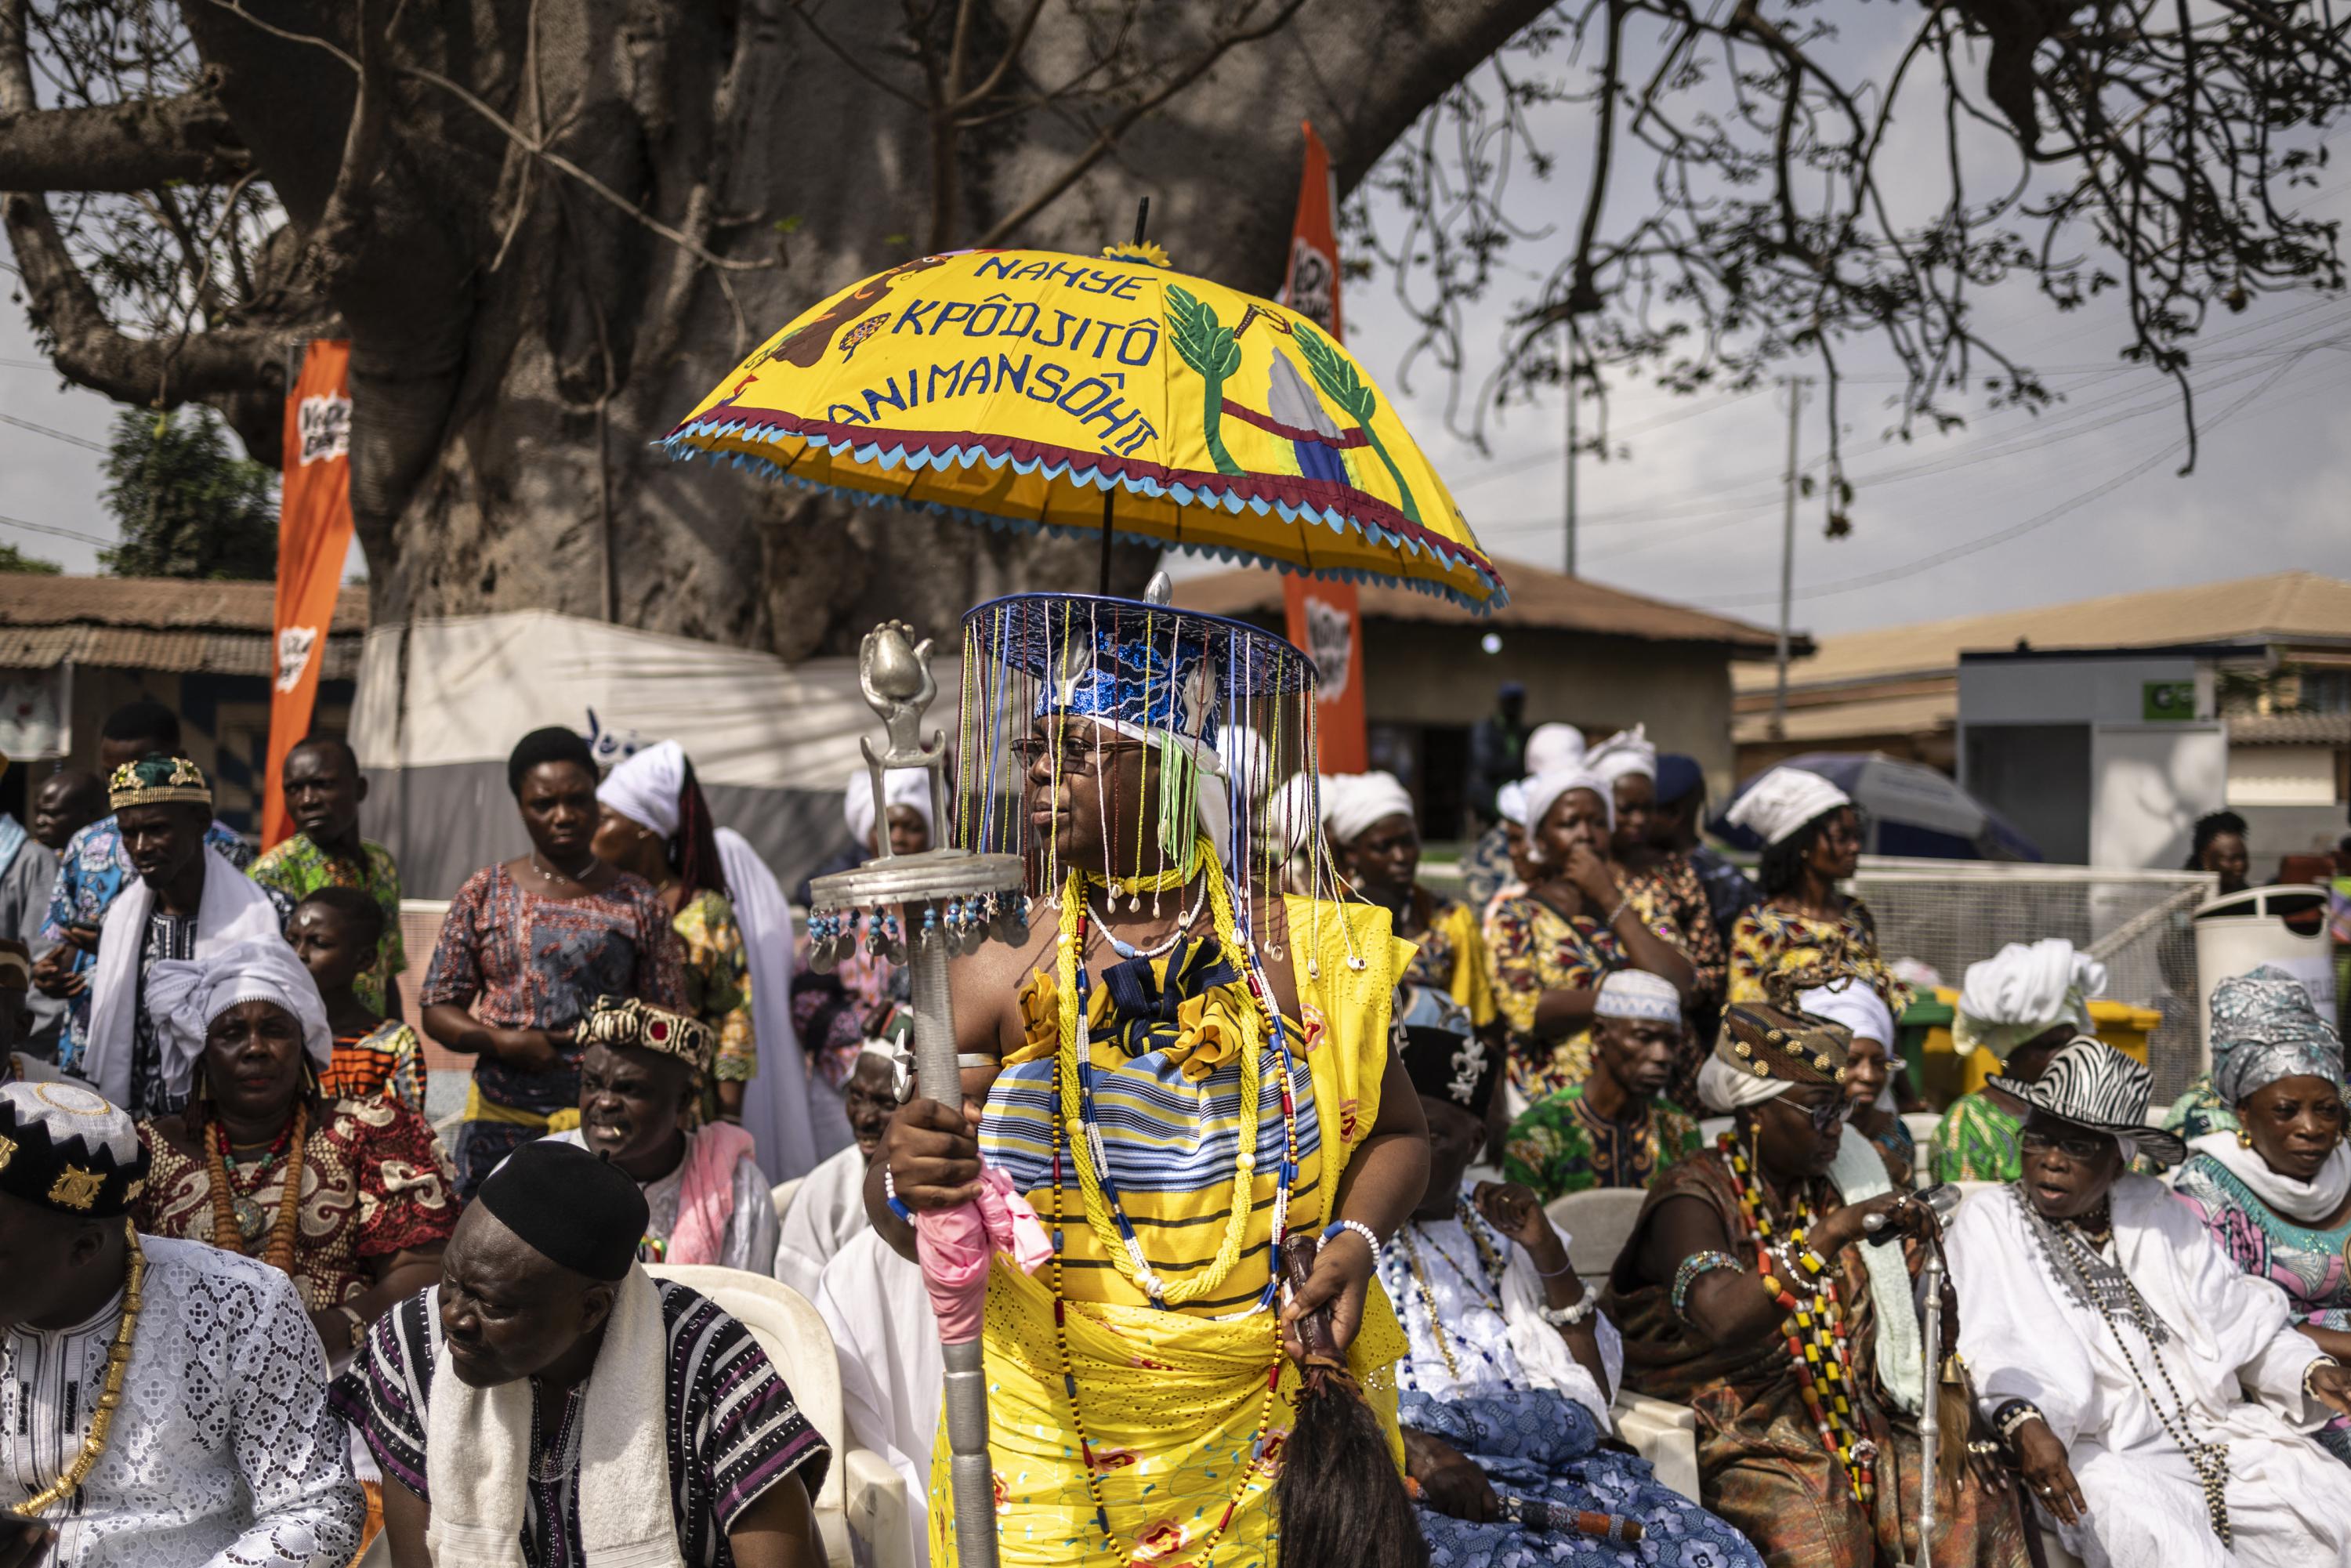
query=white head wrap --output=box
[1698,1052,1792,1114]
[1321,771,1415,847]
[1954,938,2103,1059]
[1584,725,1657,790]
[1524,723,1587,777]
[596,740,688,840]
[844,767,936,847]
[142,939,332,1103]
[1595,969,1681,1026]
[1799,982,1895,1048]
[1496,780,1529,828]
[1726,766,1852,846]
[1523,767,1615,839]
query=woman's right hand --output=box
[2012,1418,2087,1526]
[1562,844,1621,911]
[492,1028,568,1074]
[883,1097,983,1210]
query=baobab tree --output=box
[3,0,2344,652]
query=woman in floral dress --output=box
[1486,768,1694,1106]
[1722,767,1904,1014]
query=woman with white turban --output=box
[595,740,820,1179]
[1605,990,2028,1567]
[131,940,458,1363]
[1928,937,2104,1182]
[1723,766,1906,1019]
[1321,771,1497,1033]
[1802,980,1911,1182]
[1462,723,1586,907]
[1588,726,1726,1110]
[1485,766,1696,1107]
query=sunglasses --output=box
[2019,1128,2114,1161]
[1780,1094,1853,1133]
[1009,734,1150,777]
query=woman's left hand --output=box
[1282,1228,1375,1362]
[2311,1361,2351,1419]
[1473,1180,1570,1272]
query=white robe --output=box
[773,1143,871,1299]
[1948,1176,2348,1568]
[813,1227,940,1568]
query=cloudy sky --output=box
[4,14,2349,642]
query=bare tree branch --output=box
[0,85,247,191]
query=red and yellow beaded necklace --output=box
[1717,1132,1876,1506]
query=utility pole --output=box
[1771,376,1813,740]
[1561,330,1578,577]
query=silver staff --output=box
[807,621,1025,1568]
[1866,1182,1962,1568]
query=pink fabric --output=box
[669,1121,759,1266]
[911,1164,1053,1342]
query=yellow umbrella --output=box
[663,244,1506,611]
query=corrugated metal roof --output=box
[2228,710,2351,745]
[1173,557,1799,654]
[1733,571,2351,693]
[0,574,368,675]
[1733,692,1956,745]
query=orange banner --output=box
[263,340,355,849]
[1277,122,1366,773]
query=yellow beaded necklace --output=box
[14,1222,145,1519]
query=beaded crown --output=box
[577,994,716,1080]
[107,752,212,810]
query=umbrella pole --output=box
[1098,196,1150,599]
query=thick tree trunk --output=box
[27,0,1551,656]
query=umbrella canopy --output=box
[1713,751,2044,862]
[662,244,1506,612]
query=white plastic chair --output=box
[1697,1115,1733,1145]
[772,1176,805,1227]
[1541,1188,1704,1503]
[647,1263,909,1568]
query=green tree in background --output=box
[98,406,275,580]
[0,543,60,574]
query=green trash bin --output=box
[1897,991,1956,1106]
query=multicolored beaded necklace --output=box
[1046,857,1303,1559]
[1717,1132,1876,1506]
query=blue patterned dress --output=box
[1377,1200,1762,1568]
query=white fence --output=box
[1849,858,2217,1103]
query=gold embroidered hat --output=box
[1715,951,1856,1090]
[576,995,716,1080]
[107,752,212,811]
[0,1081,150,1219]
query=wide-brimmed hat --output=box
[1987,1037,2186,1166]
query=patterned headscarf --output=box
[107,752,211,811]
[2210,965,2344,1105]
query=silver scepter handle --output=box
[1914,1247,1942,1568]
[809,621,1027,1568]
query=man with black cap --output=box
[0,1080,362,1566]
[338,1139,828,1567]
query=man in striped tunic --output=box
[334,1140,828,1566]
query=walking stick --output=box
[806,621,1028,1568]
[1914,1247,1944,1568]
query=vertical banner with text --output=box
[1277,122,1367,773]
[263,340,355,849]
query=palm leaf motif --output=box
[1293,321,1421,526]
[1165,284,1245,476]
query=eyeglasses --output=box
[2019,1128,2114,1161]
[1009,733,1150,777]
[1783,1095,1853,1133]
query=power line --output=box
[0,411,108,453]
[0,513,114,549]
[1688,352,2319,609]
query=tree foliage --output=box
[97,404,277,579]
[0,541,62,573]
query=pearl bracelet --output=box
[1538,1287,1599,1328]
[883,1166,912,1223]
[1323,1219,1382,1257]
[2304,1356,2342,1402]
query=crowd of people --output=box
[0,657,2346,1568]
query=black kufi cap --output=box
[0,1081,150,1220]
[476,1139,647,1280]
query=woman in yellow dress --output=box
[871,590,1429,1568]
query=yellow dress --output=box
[930,895,1412,1567]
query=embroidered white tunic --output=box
[1,1236,363,1567]
[1949,1175,2351,1568]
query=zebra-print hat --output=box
[1987,1037,2186,1166]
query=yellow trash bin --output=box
[1907,986,2161,1098]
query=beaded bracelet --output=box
[1671,1250,1744,1322]
[1323,1219,1382,1256]
[1539,1288,1599,1328]
[1994,1400,2044,1443]
[2303,1356,2342,1402]
[883,1166,913,1223]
